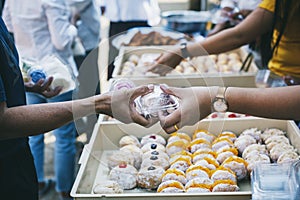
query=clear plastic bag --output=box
[135,85,180,119]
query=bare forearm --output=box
[186,8,273,57]
[0,97,97,139]
[226,86,300,120]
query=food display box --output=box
[112,46,258,88]
[71,118,300,200]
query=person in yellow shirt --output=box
[148,0,300,86]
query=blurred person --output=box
[3,0,79,199]
[207,0,261,37]
[97,0,161,79]
[0,16,152,200]
[148,0,300,87]
[67,0,101,139]
[158,84,300,134]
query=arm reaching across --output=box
[148,7,273,76]
[159,85,300,134]
[0,85,152,139]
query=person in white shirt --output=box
[3,0,78,199]
[97,0,161,79]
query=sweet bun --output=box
[211,180,239,192]
[119,135,141,148]
[210,167,237,183]
[166,140,188,156]
[142,150,169,161]
[141,134,166,146]
[109,163,138,189]
[107,150,135,170]
[221,156,248,180]
[188,138,211,153]
[140,155,169,170]
[137,165,165,189]
[120,144,143,170]
[141,142,166,153]
[185,165,210,181]
[161,168,187,185]
[185,177,213,193]
[93,180,123,194]
[193,129,216,143]
[157,180,185,193]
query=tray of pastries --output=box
[112,46,258,88]
[71,118,300,199]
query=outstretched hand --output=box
[101,85,155,127]
[147,50,182,76]
[158,85,215,134]
[24,76,63,98]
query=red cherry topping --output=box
[211,113,218,118]
[149,135,156,139]
[228,113,237,118]
[119,162,127,168]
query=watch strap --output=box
[180,43,190,59]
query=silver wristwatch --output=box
[212,87,228,112]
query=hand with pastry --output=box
[24,76,63,98]
[147,50,183,76]
[158,85,300,134]
[95,85,154,127]
[158,84,217,134]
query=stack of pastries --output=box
[94,127,299,194]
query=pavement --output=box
[39,132,87,200]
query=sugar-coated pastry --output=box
[107,150,135,170]
[168,132,191,144]
[217,131,237,142]
[137,165,165,189]
[157,180,185,193]
[161,168,187,185]
[109,163,138,189]
[141,134,166,146]
[192,149,216,162]
[210,167,237,183]
[142,150,169,161]
[277,150,300,164]
[120,144,143,170]
[194,157,220,170]
[265,135,290,145]
[245,153,271,172]
[166,140,188,156]
[185,165,210,181]
[242,144,268,160]
[169,155,192,166]
[261,128,285,141]
[119,135,141,148]
[240,128,262,143]
[216,151,235,165]
[269,143,295,162]
[234,135,256,155]
[193,129,216,143]
[211,180,239,192]
[93,180,123,194]
[140,155,169,170]
[141,142,166,153]
[188,138,211,153]
[169,156,192,172]
[212,138,234,152]
[185,177,213,193]
[221,156,248,180]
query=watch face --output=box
[213,98,228,112]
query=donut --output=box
[109,163,138,189]
[137,165,165,189]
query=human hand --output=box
[147,50,182,76]
[24,76,63,98]
[98,85,155,127]
[158,85,214,134]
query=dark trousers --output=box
[0,143,38,200]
